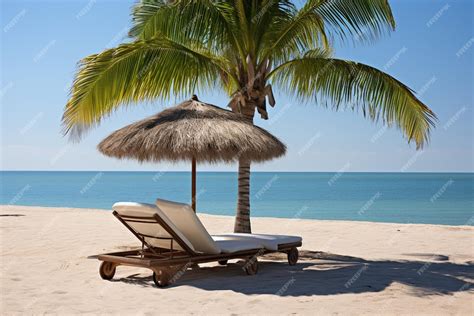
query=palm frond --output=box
[249,0,295,53]
[315,0,395,43]
[129,0,241,54]
[260,0,329,64]
[62,35,234,139]
[128,0,168,39]
[270,53,436,148]
[260,0,394,69]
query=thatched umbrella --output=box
[98,95,285,212]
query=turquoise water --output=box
[0,171,472,225]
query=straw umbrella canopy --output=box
[98,95,286,211]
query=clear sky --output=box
[1,0,473,172]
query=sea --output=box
[0,171,472,226]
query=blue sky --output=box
[1,0,472,172]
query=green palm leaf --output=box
[261,0,395,66]
[270,52,436,148]
[260,0,329,64]
[314,0,395,43]
[62,35,233,139]
[129,0,240,54]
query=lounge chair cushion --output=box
[155,199,221,254]
[112,202,196,252]
[212,233,302,251]
[213,238,264,253]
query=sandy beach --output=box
[1,205,472,315]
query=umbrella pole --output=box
[192,157,196,212]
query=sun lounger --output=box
[97,201,302,287]
[154,199,302,253]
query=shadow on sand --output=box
[108,251,473,296]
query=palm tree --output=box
[62,0,436,233]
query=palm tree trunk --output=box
[234,159,252,233]
[231,99,257,233]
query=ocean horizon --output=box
[1,171,472,226]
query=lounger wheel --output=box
[218,260,228,265]
[244,258,258,275]
[99,261,116,280]
[287,247,299,266]
[153,270,171,288]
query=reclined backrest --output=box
[155,199,221,254]
[112,202,195,253]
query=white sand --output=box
[1,205,472,315]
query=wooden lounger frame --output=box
[97,211,302,287]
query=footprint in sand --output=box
[59,262,70,270]
[52,290,67,295]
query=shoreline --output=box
[2,170,474,173]
[1,204,473,228]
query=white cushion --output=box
[213,238,264,253]
[112,202,196,252]
[212,233,302,251]
[155,199,221,254]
